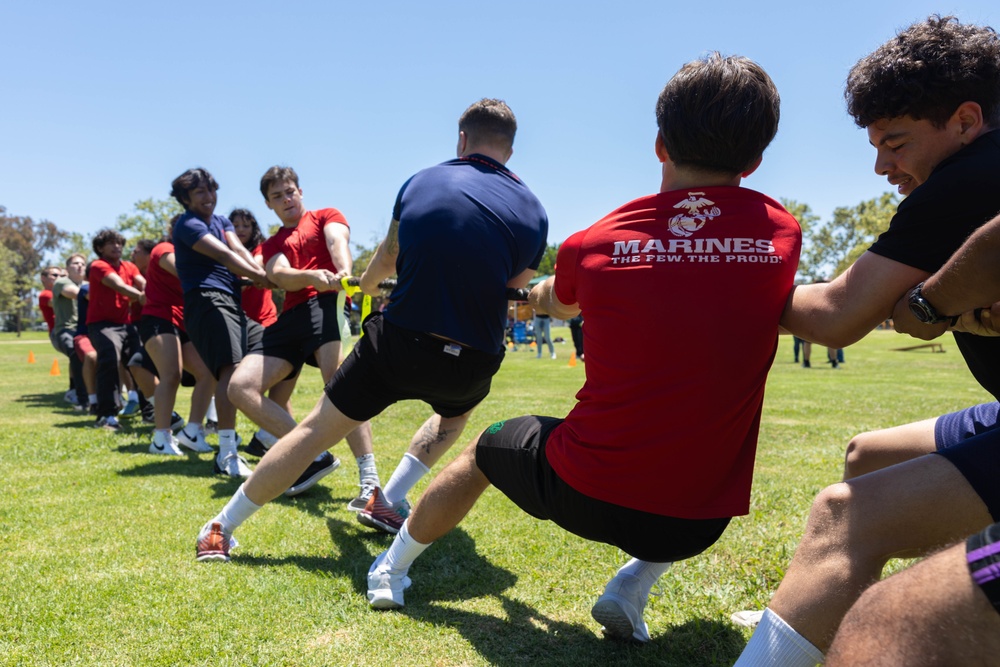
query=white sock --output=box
[211,483,262,534]
[89,394,97,405]
[616,558,672,591]
[356,453,379,485]
[218,429,238,456]
[733,608,823,667]
[182,423,201,440]
[207,396,218,422]
[127,390,138,402]
[255,429,278,447]
[383,453,430,505]
[153,429,172,446]
[380,520,430,574]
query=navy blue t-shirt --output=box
[385,154,548,352]
[75,282,90,336]
[172,212,238,295]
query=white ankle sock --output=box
[616,558,672,591]
[153,429,172,445]
[383,453,430,505]
[356,453,379,485]
[255,429,278,447]
[218,429,238,456]
[733,608,823,667]
[213,484,262,534]
[381,520,430,574]
[127,390,138,402]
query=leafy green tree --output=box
[535,243,559,277]
[116,198,183,246]
[0,205,68,334]
[791,193,898,282]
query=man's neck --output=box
[661,167,742,192]
[460,146,509,166]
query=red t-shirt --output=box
[241,244,278,327]
[87,259,141,325]
[142,242,185,330]
[261,208,348,312]
[546,187,801,519]
[38,290,54,332]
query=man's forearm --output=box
[923,214,1000,314]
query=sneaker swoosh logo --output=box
[153,442,166,451]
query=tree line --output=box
[0,193,897,333]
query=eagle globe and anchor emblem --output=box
[668,192,721,237]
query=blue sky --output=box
[2,1,997,254]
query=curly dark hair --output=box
[656,52,780,175]
[846,15,1000,128]
[91,228,126,256]
[228,208,265,250]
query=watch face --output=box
[908,301,932,322]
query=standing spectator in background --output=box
[568,314,584,361]
[533,311,555,359]
[86,229,145,431]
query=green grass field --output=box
[0,329,990,666]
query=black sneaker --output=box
[141,403,155,423]
[170,411,186,432]
[245,435,269,458]
[284,452,341,497]
[204,419,218,435]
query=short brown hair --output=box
[260,166,299,200]
[458,99,517,151]
[656,53,780,175]
[846,16,1000,128]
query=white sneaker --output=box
[214,452,252,478]
[177,428,213,453]
[591,573,651,643]
[367,550,412,609]
[730,609,764,628]
[551,353,557,359]
[149,435,184,456]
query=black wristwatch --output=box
[907,282,951,324]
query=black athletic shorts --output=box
[936,427,1000,521]
[253,293,341,378]
[183,289,246,380]
[967,521,1000,617]
[139,315,190,346]
[324,313,503,422]
[475,415,731,563]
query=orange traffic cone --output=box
[50,358,61,376]
[568,352,577,367]
[28,350,36,363]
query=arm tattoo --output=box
[385,219,400,256]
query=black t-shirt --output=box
[870,130,1000,399]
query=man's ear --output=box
[953,101,985,142]
[654,131,668,163]
[741,155,763,178]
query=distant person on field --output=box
[365,54,800,649]
[533,310,555,359]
